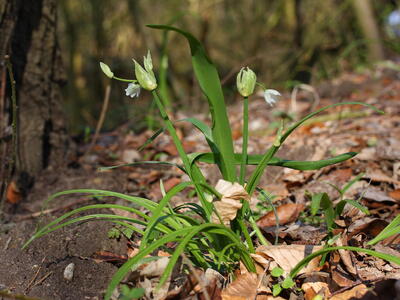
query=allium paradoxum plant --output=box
[25,25,386,300]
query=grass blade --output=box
[190,152,357,170]
[290,246,400,278]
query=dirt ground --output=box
[1,62,400,299]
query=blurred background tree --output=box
[57,0,399,134]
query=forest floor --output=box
[1,61,400,300]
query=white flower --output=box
[125,82,141,98]
[263,89,281,106]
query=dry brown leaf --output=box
[221,272,276,300]
[336,235,357,275]
[256,245,323,276]
[256,203,304,227]
[302,278,330,300]
[221,272,258,300]
[6,181,23,204]
[388,189,400,201]
[212,180,248,225]
[329,284,368,300]
[331,267,356,288]
[139,277,170,300]
[139,257,170,277]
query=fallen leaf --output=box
[302,276,330,300]
[212,199,243,225]
[336,235,357,275]
[6,181,23,204]
[91,251,127,266]
[256,203,304,227]
[256,245,323,276]
[139,257,170,277]
[221,272,258,300]
[212,180,248,225]
[388,189,400,201]
[221,272,275,300]
[329,284,368,300]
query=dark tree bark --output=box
[0,0,68,204]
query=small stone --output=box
[63,263,75,281]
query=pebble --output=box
[63,263,75,281]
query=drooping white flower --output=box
[125,82,141,98]
[263,89,281,106]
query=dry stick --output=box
[83,84,111,158]
[32,271,53,287]
[25,257,46,294]
[180,253,211,300]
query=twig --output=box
[25,257,46,294]
[33,271,53,286]
[83,84,111,157]
[3,236,11,250]
[180,253,211,300]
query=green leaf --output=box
[281,276,295,289]
[98,161,187,174]
[272,284,282,296]
[271,266,284,277]
[336,199,369,216]
[368,215,400,245]
[140,181,192,250]
[189,152,357,170]
[138,127,165,151]
[290,246,400,279]
[320,193,335,231]
[311,192,323,216]
[341,173,364,195]
[148,24,237,182]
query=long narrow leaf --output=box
[290,246,400,278]
[140,181,192,249]
[189,152,357,170]
[148,24,237,182]
[368,215,400,245]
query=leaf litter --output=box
[2,63,400,299]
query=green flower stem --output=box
[237,217,255,253]
[113,76,136,82]
[239,96,249,185]
[249,215,270,246]
[152,90,212,217]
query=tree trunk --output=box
[0,0,68,204]
[352,0,385,62]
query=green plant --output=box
[24,25,386,299]
[368,214,400,246]
[309,173,370,235]
[270,266,296,296]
